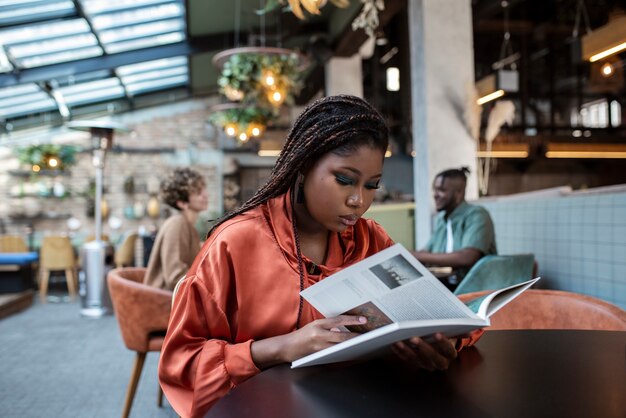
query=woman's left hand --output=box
[391,333,457,371]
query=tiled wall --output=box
[477,186,626,310]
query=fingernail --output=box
[330,327,340,332]
[359,316,367,323]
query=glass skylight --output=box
[60,77,126,106]
[116,56,187,75]
[0,83,57,119]
[90,3,184,30]
[104,32,185,54]
[125,74,187,95]
[0,0,188,124]
[80,0,175,15]
[99,19,184,44]
[0,1,75,26]
[118,55,188,95]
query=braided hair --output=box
[208,94,388,237]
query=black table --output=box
[207,330,626,418]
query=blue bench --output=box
[0,252,39,293]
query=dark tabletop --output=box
[207,330,626,418]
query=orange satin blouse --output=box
[158,191,394,417]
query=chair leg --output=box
[122,352,146,418]
[65,269,77,299]
[39,269,50,303]
[157,383,163,407]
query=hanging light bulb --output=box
[262,70,276,88]
[47,156,59,168]
[32,164,41,173]
[224,123,238,137]
[248,122,265,137]
[268,89,285,106]
[601,62,615,78]
[238,132,249,142]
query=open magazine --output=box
[291,243,540,368]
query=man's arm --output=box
[412,247,483,268]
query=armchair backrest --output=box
[453,254,535,295]
[458,289,626,331]
[107,267,173,352]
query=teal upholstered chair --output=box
[453,254,536,295]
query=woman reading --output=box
[158,95,475,417]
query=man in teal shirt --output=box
[414,168,497,286]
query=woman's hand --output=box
[251,315,366,369]
[282,315,367,362]
[391,333,458,371]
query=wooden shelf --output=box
[5,213,72,222]
[8,169,70,177]
[9,194,72,199]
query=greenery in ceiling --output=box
[259,0,383,36]
[217,52,303,107]
[15,144,78,173]
[259,0,350,20]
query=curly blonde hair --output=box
[160,168,206,210]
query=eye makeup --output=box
[335,174,355,186]
[334,173,380,190]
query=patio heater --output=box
[67,121,128,317]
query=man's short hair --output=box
[436,167,470,182]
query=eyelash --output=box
[335,174,380,190]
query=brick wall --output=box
[0,98,223,248]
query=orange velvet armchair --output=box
[107,267,173,418]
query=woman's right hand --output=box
[282,315,367,362]
[251,315,366,369]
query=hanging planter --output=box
[214,47,307,109]
[208,103,274,143]
[210,48,308,141]
[15,144,78,174]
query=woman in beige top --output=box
[143,168,208,290]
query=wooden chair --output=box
[458,289,626,331]
[453,254,536,295]
[0,235,28,252]
[107,267,172,418]
[39,236,77,302]
[114,232,138,268]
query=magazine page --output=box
[301,243,479,333]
